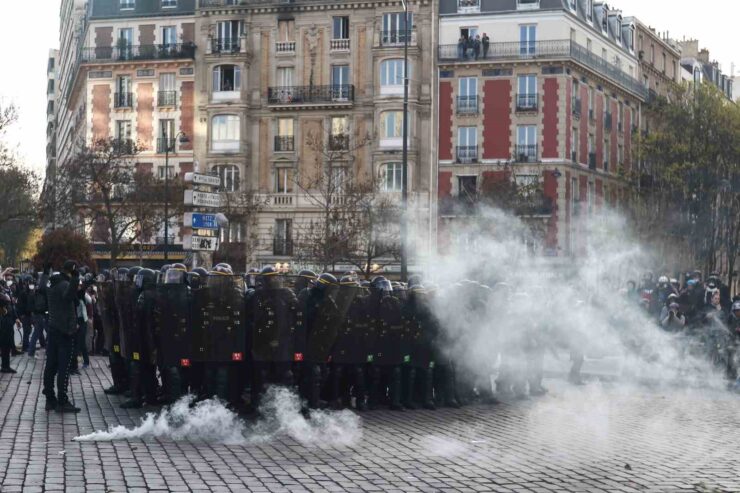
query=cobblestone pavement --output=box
[1,353,740,492]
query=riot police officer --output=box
[101,269,128,395]
[248,266,300,409]
[402,282,437,410]
[121,268,158,408]
[154,265,190,403]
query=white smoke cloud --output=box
[74,387,362,447]
[427,205,727,390]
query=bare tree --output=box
[216,185,269,271]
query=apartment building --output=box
[678,39,734,100]
[436,0,646,257]
[42,50,60,231]
[55,0,197,264]
[195,0,435,270]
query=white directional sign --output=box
[184,190,221,208]
[183,172,221,187]
[183,234,219,252]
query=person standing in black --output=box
[43,260,82,413]
[0,291,16,373]
[482,33,490,59]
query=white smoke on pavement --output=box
[73,387,362,447]
[427,205,726,389]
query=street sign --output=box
[183,234,219,252]
[183,172,221,187]
[184,190,221,208]
[183,212,219,230]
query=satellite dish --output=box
[215,213,229,228]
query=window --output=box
[604,135,610,171]
[158,166,174,180]
[516,125,537,161]
[276,67,294,87]
[457,0,480,12]
[458,77,478,113]
[380,59,407,94]
[650,44,655,63]
[275,167,294,193]
[220,222,244,244]
[211,115,240,152]
[278,20,295,42]
[662,53,667,71]
[571,79,580,116]
[331,65,350,86]
[457,126,477,162]
[162,26,177,48]
[382,13,413,45]
[380,111,403,145]
[601,48,607,61]
[517,0,540,10]
[330,116,349,150]
[215,20,242,52]
[162,0,177,7]
[158,119,175,152]
[212,65,240,92]
[460,27,479,41]
[586,0,593,19]
[158,73,176,106]
[212,165,240,192]
[383,163,403,192]
[275,118,294,151]
[587,181,594,215]
[331,167,348,194]
[618,102,624,130]
[568,0,576,10]
[618,144,623,166]
[115,75,132,107]
[520,25,536,55]
[120,0,135,9]
[116,120,132,141]
[274,219,292,255]
[572,126,578,162]
[587,38,592,52]
[118,28,133,59]
[332,17,349,39]
[517,74,537,110]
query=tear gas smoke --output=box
[73,387,362,447]
[427,206,727,390]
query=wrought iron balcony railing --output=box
[438,39,648,99]
[329,134,350,151]
[114,92,132,108]
[274,136,295,152]
[211,38,241,54]
[572,98,582,117]
[380,30,412,46]
[516,93,538,112]
[157,91,177,107]
[514,144,537,163]
[456,145,478,163]
[267,85,355,105]
[456,95,479,115]
[81,43,195,63]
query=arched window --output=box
[212,65,241,92]
[212,164,240,192]
[211,115,240,152]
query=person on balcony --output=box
[482,33,490,58]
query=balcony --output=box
[157,91,177,107]
[273,238,293,256]
[157,138,176,154]
[330,39,350,52]
[274,136,295,152]
[199,0,242,6]
[604,113,613,131]
[380,30,414,47]
[514,145,537,163]
[438,39,648,100]
[456,145,478,164]
[114,92,132,109]
[113,139,135,155]
[516,94,538,112]
[588,152,596,170]
[456,95,479,115]
[267,85,355,107]
[457,0,480,13]
[211,38,241,54]
[80,43,195,63]
[276,41,296,54]
[272,194,294,206]
[329,134,350,151]
[572,98,582,118]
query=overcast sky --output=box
[0,0,736,177]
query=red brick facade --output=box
[439,81,453,161]
[541,78,559,159]
[482,79,512,160]
[180,81,194,151]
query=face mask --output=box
[6,280,13,287]
[29,285,35,290]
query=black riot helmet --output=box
[127,266,142,282]
[185,272,201,290]
[192,267,209,278]
[370,276,393,297]
[165,268,186,284]
[315,273,337,291]
[294,270,318,293]
[407,275,423,289]
[160,264,172,274]
[259,265,281,289]
[211,264,233,275]
[245,267,260,289]
[339,275,358,286]
[215,263,232,272]
[134,268,156,290]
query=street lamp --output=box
[163,130,190,261]
[400,0,410,282]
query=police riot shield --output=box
[372,295,405,366]
[114,280,135,359]
[191,275,246,363]
[329,285,369,365]
[98,281,119,353]
[154,283,191,367]
[403,290,440,370]
[304,285,342,364]
[250,279,299,363]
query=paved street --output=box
[1,353,739,493]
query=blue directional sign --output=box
[191,213,218,230]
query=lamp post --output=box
[163,130,189,261]
[400,0,410,282]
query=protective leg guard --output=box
[390,366,404,411]
[421,367,436,410]
[367,366,382,410]
[120,361,143,409]
[308,364,322,409]
[354,365,367,411]
[402,365,417,410]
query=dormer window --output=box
[587,0,593,20]
[517,0,539,9]
[457,0,480,13]
[569,0,576,10]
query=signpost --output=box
[184,190,221,208]
[184,172,222,187]
[182,172,225,263]
[183,234,219,252]
[184,212,219,230]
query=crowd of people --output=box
[0,261,738,415]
